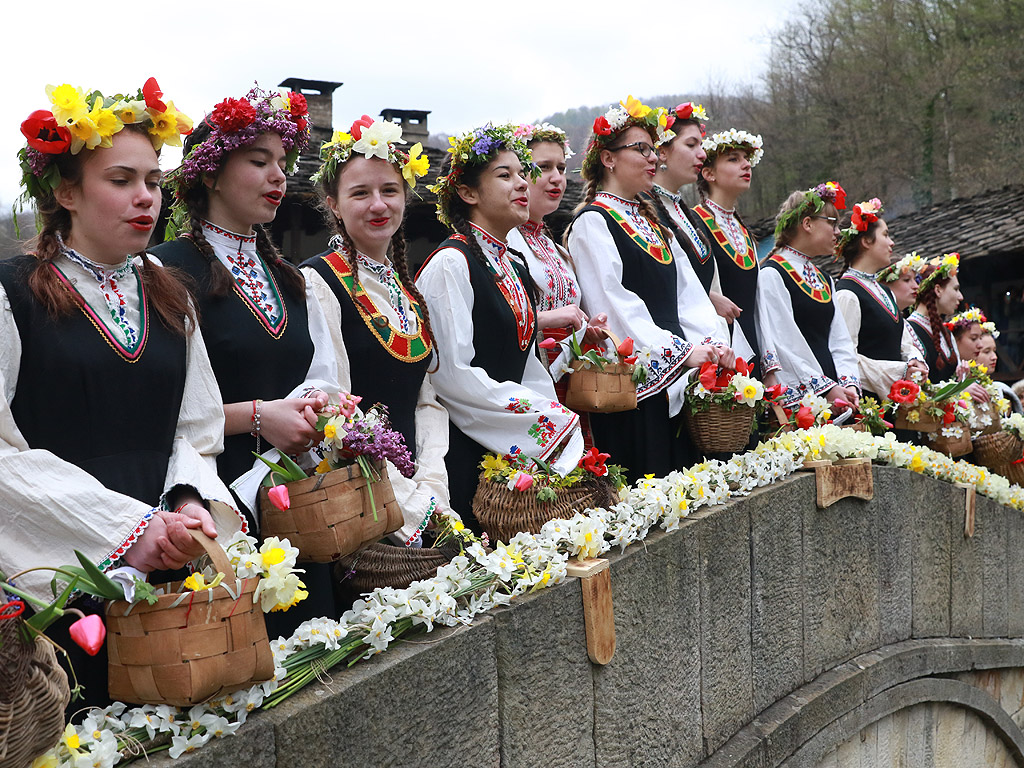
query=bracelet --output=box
[252,399,263,454]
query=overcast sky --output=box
[1,0,806,208]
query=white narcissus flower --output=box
[168,732,211,760]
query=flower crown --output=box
[774,180,847,239]
[877,250,926,282]
[428,122,539,229]
[163,86,311,238]
[670,102,709,136]
[835,197,883,254]
[310,115,430,190]
[17,78,192,203]
[702,129,764,167]
[944,306,998,337]
[917,252,960,293]
[580,96,676,180]
[517,122,574,160]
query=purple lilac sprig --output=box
[341,420,416,479]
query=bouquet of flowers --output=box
[685,358,778,414]
[852,397,893,435]
[540,332,647,385]
[479,447,627,504]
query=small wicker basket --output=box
[685,402,755,454]
[260,460,403,563]
[971,431,1023,468]
[106,530,274,706]
[336,541,463,593]
[0,608,69,768]
[564,330,637,414]
[925,424,973,457]
[973,401,1002,436]
[889,401,942,432]
[472,476,619,544]
[993,461,1024,486]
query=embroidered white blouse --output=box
[834,268,926,396]
[756,246,860,404]
[416,224,583,476]
[567,191,726,418]
[303,244,451,547]
[0,251,242,603]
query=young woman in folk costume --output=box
[693,128,776,378]
[154,87,341,629]
[877,251,926,314]
[416,123,584,530]
[3,80,243,707]
[756,182,860,409]
[964,317,1022,414]
[505,122,608,449]
[301,115,448,548]
[833,198,928,401]
[566,96,734,479]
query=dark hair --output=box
[837,214,883,273]
[695,147,752,199]
[315,156,438,371]
[26,122,194,334]
[177,120,304,300]
[915,265,955,368]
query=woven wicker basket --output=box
[925,424,973,457]
[974,401,1002,435]
[336,541,463,593]
[685,402,755,454]
[564,330,637,414]
[889,402,941,432]
[106,530,274,706]
[972,431,1023,468]
[0,611,69,768]
[260,460,403,563]
[473,476,619,544]
[994,461,1024,486]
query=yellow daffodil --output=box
[692,104,709,121]
[89,98,123,146]
[315,458,332,474]
[328,130,352,147]
[324,423,337,440]
[481,454,510,480]
[113,99,147,125]
[61,723,81,752]
[67,110,100,153]
[47,83,88,126]
[183,572,224,592]
[403,143,430,188]
[31,751,58,768]
[148,100,190,150]
[622,95,651,119]
[907,409,921,423]
[655,107,670,129]
[272,583,308,612]
[910,453,925,473]
[262,546,286,567]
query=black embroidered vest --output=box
[646,193,715,294]
[908,318,959,382]
[0,255,186,506]
[764,256,838,382]
[152,238,314,484]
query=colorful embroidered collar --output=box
[592,193,671,265]
[770,248,831,303]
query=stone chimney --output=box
[380,109,431,143]
[278,78,342,141]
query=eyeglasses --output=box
[608,141,657,158]
[810,215,839,226]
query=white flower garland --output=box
[36,427,1024,767]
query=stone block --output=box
[492,577,594,768]
[698,501,754,754]
[874,468,913,646]
[910,472,952,637]
[1006,507,1024,635]
[750,478,806,714]
[979,497,1009,637]
[951,484,985,637]
[802,479,880,679]
[592,525,704,768]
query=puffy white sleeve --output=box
[756,267,837,404]
[826,281,861,392]
[416,247,581,466]
[284,278,343,400]
[834,289,904,397]
[568,211,693,403]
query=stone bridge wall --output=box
[160,466,1024,767]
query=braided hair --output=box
[916,265,956,369]
[25,123,193,334]
[176,122,305,300]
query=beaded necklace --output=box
[592,193,671,265]
[652,185,709,263]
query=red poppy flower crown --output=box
[835,197,883,255]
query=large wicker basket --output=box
[0,608,69,768]
[994,461,1024,486]
[925,424,973,457]
[685,402,755,454]
[973,401,1002,435]
[336,540,463,593]
[473,476,619,544]
[106,530,274,706]
[564,330,637,414]
[260,460,403,563]
[972,431,1023,468]
[889,401,942,432]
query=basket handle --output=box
[769,401,789,425]
[187,528,237,580]
[589,327,624,354]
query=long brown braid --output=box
[918,276,955,369]
[25,124,193,334]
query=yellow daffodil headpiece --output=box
[945,306,998,338]
[429,123,539,229]
[310,115,429,191]
[878,251,926,283]
[581,97,680,181]
[17,78,192,204]
[917,252,960,294]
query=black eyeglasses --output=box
[608,141,657,158]
[810,215,839,225]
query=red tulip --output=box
[69,614,105,656]
[538,337,558,350]
[21,110,71,155]
[624,355,637,365]
[268,484,290,512]
[581,446,611,477]
[764,384,785,401]
[675,103,694,120]
[142,77,167,113]
[513,473,534,491]
[593,116,612,136]
[350,115,374,140]
[617,337,634,357]
[734,357,750,376]
[796,406,815,429]
[943,404,956,424]
[699,361,720,391]
[888,379,920,405]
